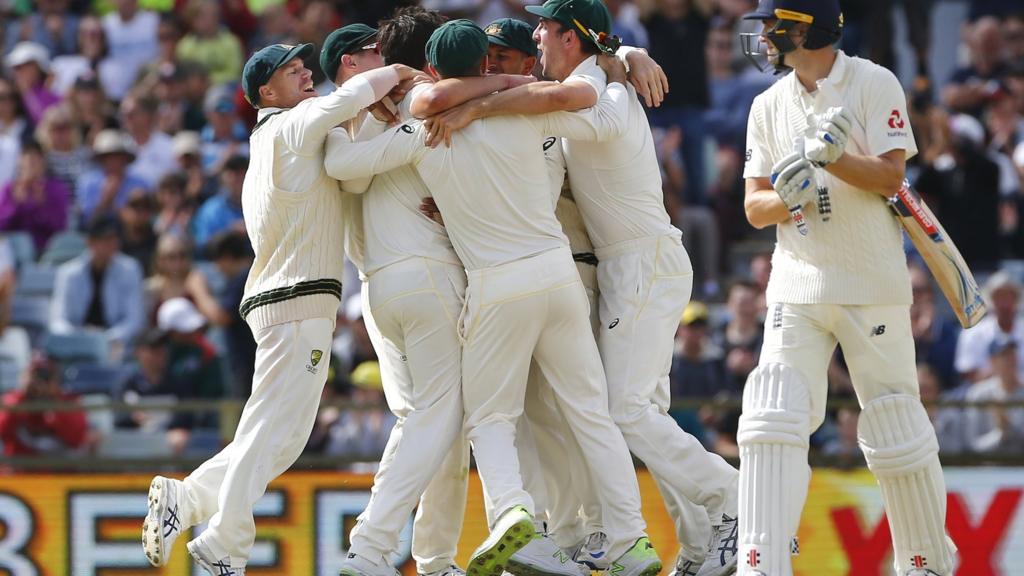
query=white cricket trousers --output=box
[461,246,645,560]
[595,234,738,531]
[351,258,468,567]
[181,316,335,564]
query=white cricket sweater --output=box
[240,75,383,331]
[743,51,917,306]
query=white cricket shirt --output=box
[743,51,917,306]
[560,56,678,249]
[325,83,629,271]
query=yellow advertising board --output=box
[0,468,1021,575]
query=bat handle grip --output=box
[790,205,808,236]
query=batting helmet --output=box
[740,0,844,73]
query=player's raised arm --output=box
[324,122,424,183]
[279,63,418,156]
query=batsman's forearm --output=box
[744,188,791,229]
[411,75,511,118]
[826,152,904,197]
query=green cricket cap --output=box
[320,24,378,81]
[525,0,617,54]
[484,18,537,57]
[425,19,489,78]
[242,43,314,107]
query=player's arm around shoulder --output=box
[533,56,631,142]
[324,120,425,183]
[409,74,535,119]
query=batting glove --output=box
[771,151,816,209]
[802,106,853,167]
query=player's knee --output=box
[738,363,812,449]
[857,394,938,476]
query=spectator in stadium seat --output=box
[64,73,112,148]
[1004,13,1024,63]
[200,86,249,174]
[171,130,218,203]
[119,94,176,190]
[0,77,29,191]
[153,173,197,238]
[955,271,1024,383]
[34,105,90,210]
[910,265,962,389]
[0,140,69,252]
[0,354,88,456]
[50,215,144,354]
[0,239,30,375]
[101,0,159,100]
[156,297,226,454]
[144,233,193,325]
[322,361,397,471]
[820,407,866,467]
[49,16,120,98]
[115,328,172,430]
[118,191,158,273]
[943,16,1009,118]
[3,0,79,58]
[963,335,1024,454]
[5,41,61,125]
[187,230,256,397]
[190,155,246,250]
[670,300,728,399]
[175,0,245,85]
[714,280,763,393]
[76,129,149,221]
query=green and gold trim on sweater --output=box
[240,279,343,319]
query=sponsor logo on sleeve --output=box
[887,109,907,138]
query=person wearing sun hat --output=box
[141,43,419,576]
[325,17,660,576]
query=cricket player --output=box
[423,2,739,574]
[141,44,416,574]
[738,1,954,574]
[325,19,662,576]
[319,15,550,576]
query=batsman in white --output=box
[738,1,955,575]
[425,2,739,575]
[140,44,417,575]
[325,19,663,576]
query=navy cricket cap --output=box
[743,0,843,32]
[485,18,537,57]
[242,43,314,107]
[320,24,378,81]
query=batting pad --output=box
[858,394,956,576]
[737,363,812,576]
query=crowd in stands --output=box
[1,0,1024,468]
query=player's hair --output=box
[378,6,446,69]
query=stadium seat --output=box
[15,264,56,297]
[98,429,174,458]
[63,363,125,395]
[39,231,86,266]
[10,295,51,344]
[0,359,22,392]
[3,232,35,270]
[42,331,110,365]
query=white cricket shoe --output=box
[142,476,188,567]
[507,533,591,576]
[419,564,466,576]
[339,552,402,576]
[696,514,738,576]
[572,532,611,571]
[668,550,700,576]
[187,539,246,575]
[468,506,538,576]
[905,570,941,576]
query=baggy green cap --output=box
[320,23,378,81]
[525,0,619,54]
[425,19,489,78]
[484,18,537,57]
[242,43,314,107]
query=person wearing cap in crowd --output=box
[191,154,247,250]
[955,271,1024,383]
[325,18,660,576]
[323,360,398,470]
[423,2,738,573]
[738,0,955,574]
[200,84,250,173]
[962,334,1024,454]
[4,41,61,124]
[0,353,89,457]
[50,214,144,358]
[141,40,418,575]
[156,296,227,454]
[670,300,727,401]
[76,128,150,222]
[171,130,218,203]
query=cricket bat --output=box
[888,180,987,328]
